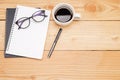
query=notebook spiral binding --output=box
[6,7,19,51]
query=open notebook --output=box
[5,6,51,59]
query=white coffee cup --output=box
[52,3,80,26]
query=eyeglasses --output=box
[15,10,47,30]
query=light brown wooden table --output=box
[0,0,120,80]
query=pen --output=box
[48,28,62,58]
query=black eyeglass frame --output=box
[15,10,48,30]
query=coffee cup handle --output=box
[74,13,81,20]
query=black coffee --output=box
[55,8,73,23]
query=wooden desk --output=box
[0,0,120,80]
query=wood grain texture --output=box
[0,21,120,50]
[0,51,120,79]
[0,0,120,80]
[0,0,120,20]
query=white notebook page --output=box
[6,6,51,59]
